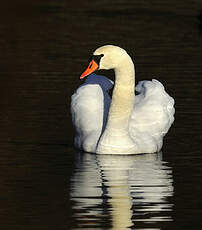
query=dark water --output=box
[0,0,201,229]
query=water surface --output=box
[71,152,174,229]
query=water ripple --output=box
[70,152,174,229]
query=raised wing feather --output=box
[129,79,175,152]
[71,74,113,153]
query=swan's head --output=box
[80,45,128,79]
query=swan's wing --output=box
[129,79,175,152]
[71,74,113,153]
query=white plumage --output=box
[71,45,175,154]
[129,79,175,153]
[71,74,113,152]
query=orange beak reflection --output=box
[80,60,99,79]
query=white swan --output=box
[71,45,175,154]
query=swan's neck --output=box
[106,55,135,132]
[96,53,135,154]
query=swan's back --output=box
[129,79,175,153]
[71,75,174,154]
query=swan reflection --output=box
[70,152,174,229]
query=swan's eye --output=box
[90,54,104,65]
[88,54,104,65]
[88,55,93,63]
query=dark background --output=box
[0,0,201,229]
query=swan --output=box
[71,45,175,154]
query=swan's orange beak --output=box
[80,60,99,79]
